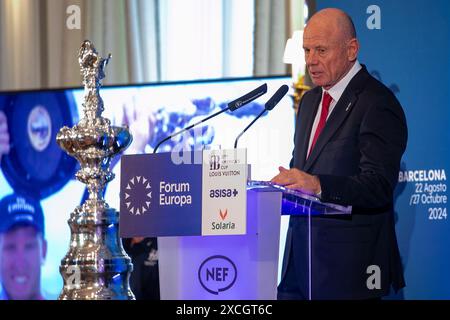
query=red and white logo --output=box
[219,209,228,221]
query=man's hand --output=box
[121,103,155,154]
[0,110,10,163]
[271,166,321,196]
[131,237,145,246]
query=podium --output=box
[119,152,351,300]
[158,188,281,299]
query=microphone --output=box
[153,83,268,153]
[234,84,289,148]
[264,84,289,111]
[228,83,267,111]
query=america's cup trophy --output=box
[56,40,134,299]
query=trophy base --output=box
[59,206,135,300]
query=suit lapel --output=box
[297,90,322,169]
[303,66,370,172]
[304,93,357,172]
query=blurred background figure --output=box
[0,193,47,300]
[122,237,159,300]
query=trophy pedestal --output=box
[59,207,134,300]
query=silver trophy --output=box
[56,40,134,300]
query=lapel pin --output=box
[345,102,352,112]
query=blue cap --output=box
[0,194,45,236]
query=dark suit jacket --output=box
[123,238,160,300]
[281,66,407,299]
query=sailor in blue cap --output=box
[0,193,47,300]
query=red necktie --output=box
[308,92,332,157]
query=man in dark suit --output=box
[271,8,407,299]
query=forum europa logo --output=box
[124,176,152,215]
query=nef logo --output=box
[209,154,220,170]
[198,255,237,295]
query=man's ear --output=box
[347,38,359,62]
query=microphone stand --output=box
[234,108,266,149]
[153,107,230,153]
[153,83,268,153]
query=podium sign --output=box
[119,149,247,237]
[201,148,247,235]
